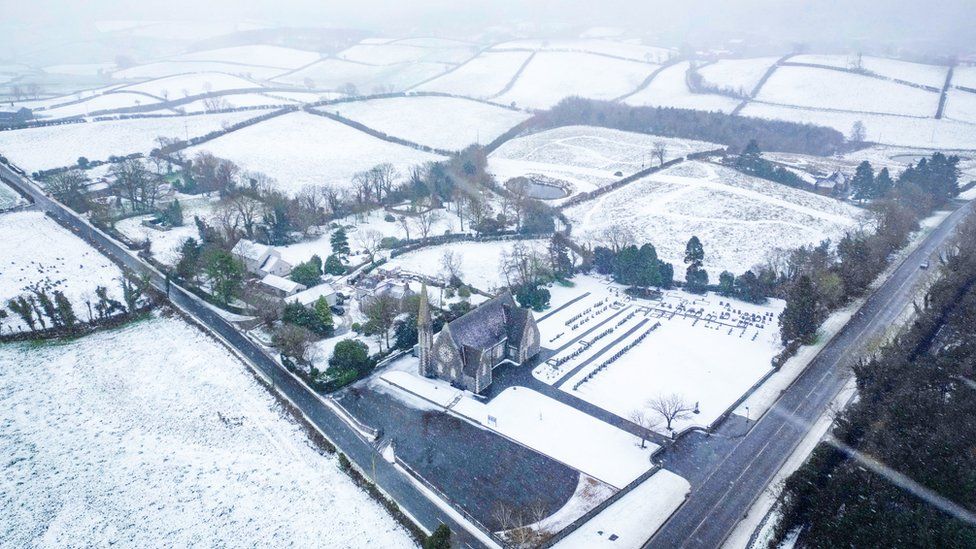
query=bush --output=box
[380,236,400,249]
[384,213,396,222]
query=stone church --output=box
[417,284,541,394]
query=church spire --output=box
[418,282,434,377]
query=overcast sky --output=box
[3,0,975,59]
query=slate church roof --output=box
[443,291,531,376]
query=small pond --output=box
[506,178,570,200]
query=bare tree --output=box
[648,393,694,431]
[352,170,373,205]
[849,120,867,144]
[321,183,344,215]
[370,163,398,203]
[355,229,385,263]
[652,141,668,167]
[629,408,659,448]
[600,226,635,252]
[440,250,463,284]
[272,324,315,364]
[500,241,549,289]
[492,501,551,547]
[363,293,399,351]
[397,215,412,241]
[224,192,262,239]
[415,207,441,241]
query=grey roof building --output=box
[418,286,540,394]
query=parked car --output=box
[330,305,346,316]
[920,260,930,269]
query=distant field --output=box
[942,89,976,124]
[565,161,869,276]
[274,58,453,92]
[789,54,949,89]
[696,57,779,96]
[330,95,530,150]
[488,125,720,201]
[415,51,532,98]
[113,61,286,80]
[36,92,165,119]
[623,61,741,113]
[491,38,672,63]
[171,45,321,69]
[183,111,442,196]
[495,51,655,110]
[755,66,941,117]
[114,72,267,99]
[0,110,262,172]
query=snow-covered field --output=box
[740,102,976,150]
[383,239,546,292]
[0,211,123,333]
[115,72,267,99]
[415,51,532,98]
[0,315,413,547]
[329,95,530,150]
[556,469,689,548]
[183,111,443,196]
[381,365,656,489]
[337,43,474,66]
[566,161,868,277]
[172,45,321,69]
[623,61,741,113]
[696,57,779,96]
[491,39,672,64]
[495,52,655,110]
[113,61,287,81]
[942,89,976,124]
[790,54,949,89]
[0,181,26,210]
[35,92,165,119]
[955,67,976,90]
[535,276,784,434]
[0,111,263,172]
[755,66,940,117]
[274,58,453,93]
[488,125,720,200]
[173,92,296,113]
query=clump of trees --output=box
[538,97,846,155]
[728,140,808,188]
[769,214,976,548]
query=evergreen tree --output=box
[613,245,641,285]
[290,256,323,287]
[657,260,675,289]
[548,235,573,278]
[684,236,708,293]
[203,249,244,305]
[718,271,735,296]
[851,161,875,201]
[7,296,37,332]
[313,296,334,332]
[874,167,893,197]
[53,290,77,328]
[283,302,331,336]
[734,270,766,303]
[779,275,820,345]
[328,339,372,377]
[593,246,615,275]
[175,237,202,282]
[515,283,551,311]
[330,228,350,257]
[424,524,452,549]
[324,253,346,276]
[635,243,660,288]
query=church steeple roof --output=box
[418,282,431,325]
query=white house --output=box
[289,283,338,307]
[259,274,306,298]
[232,239,293,278]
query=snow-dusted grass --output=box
[114,196,218,265]
[0,181,26,209]
[42,62,116,76]
[174,93,296,114]
[381,366,656,489]
[415,51,531,98]
[943,89,976,124]
[755,65,940,117]
[383,239,546,292]
[337,43,474,66]
[535,276,784,434]
[790,54,949,89]
[173,45,321,69]
[488,125,720,200]
[555,469,689,548]
[35,92,165,119]
[697,57,779,96]
[495,52,655,110]
[0,111,263,172]
[954,67,976,89]
[740,102,976,150]
[0,211,123,333]
[0,315,413,547]
[183,111,442,196]
[623,61,741,113]
[331,96,530,150]
[113,61,286,81]
[274,58,453,92]
[491,39,672,64]
[115,72,266,99]
[566,161,868,277]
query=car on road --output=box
[920,260,930,269]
